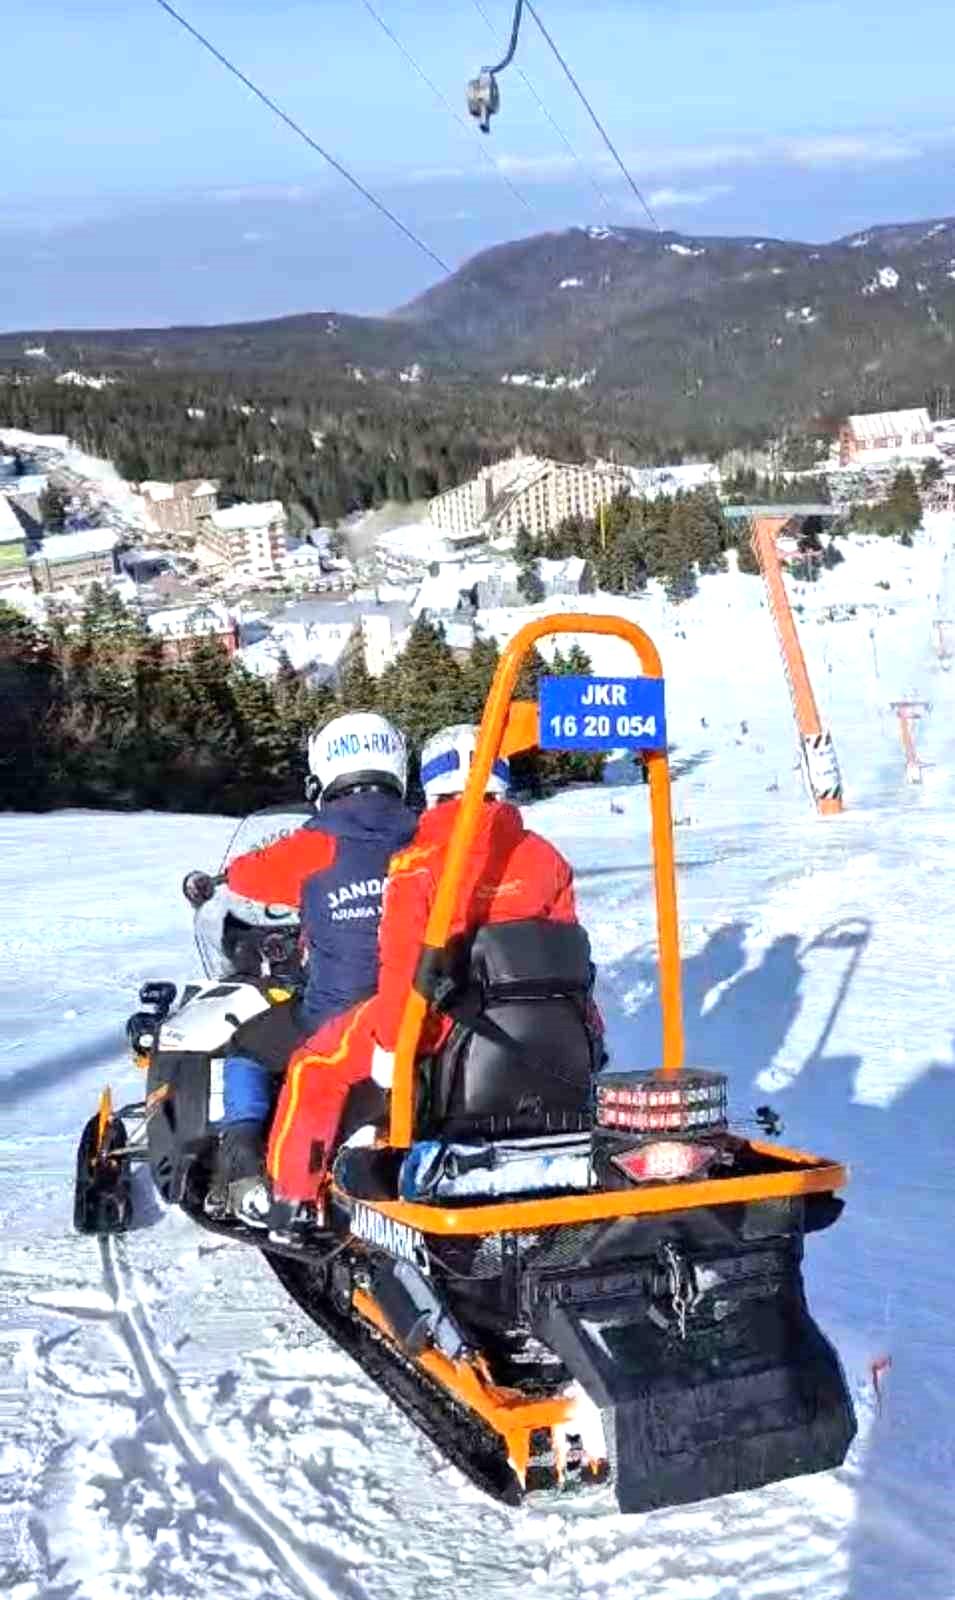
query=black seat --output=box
[422,918,600,1140]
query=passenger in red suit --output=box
[267,723,581,1208]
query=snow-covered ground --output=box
[3,519,955,1598]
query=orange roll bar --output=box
[388,612,684,1149]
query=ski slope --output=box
[3,523,955,1600]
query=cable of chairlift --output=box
[152,0,452,275]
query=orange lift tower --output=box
[751,514,844,815]
[890,700,929,784]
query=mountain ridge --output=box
[4,213,955,436]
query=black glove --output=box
[183,870,218,907]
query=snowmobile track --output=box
[175,1210,524,1503]
[98,1236,363,1600]
[263,1249,524,1507]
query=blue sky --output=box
[5,0,955,328]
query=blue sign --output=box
[539,675,667,751]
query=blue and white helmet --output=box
[420,723,509,807]
[308,712,407,802]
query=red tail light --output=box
[596,1069,728,1137]
[611,1140,718,1184]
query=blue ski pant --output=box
[221,1000,323,1129]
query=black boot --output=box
[215,1122,270,1226]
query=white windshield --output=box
[194,804,312,978]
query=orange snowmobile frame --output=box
[365,611,845,1223]
[334,612,847,1493]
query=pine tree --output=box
[734,519,761,574]
[539,643,605,787]
[0,604,57,807]
[39,482,69,533]
[458,634,501,721]
[377,617,465,748]
[886,468,922,536]
[514,523,534,564]
[174,637,244,810]
[517,554,545,604]
[274,656,335,774]
[337,642,378,712]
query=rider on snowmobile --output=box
[184,711,416,1223]
[266,722,587,1209]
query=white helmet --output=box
[420,723,509,807]
[308,712,407,803]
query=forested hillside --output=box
[6,216,955,482]
[0,592,602,814]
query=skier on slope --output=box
[266,722,595,1213]
[183,712,416,1224]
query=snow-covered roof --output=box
[236,618,355,679]
[283,542,325,568]
[412,572,471,618]
[209,500,285,532]
[141,477,218,502]
[538,556,589,584]
[146,602,235,640]
[0,496,25,543]
[412,560,509,618]
[0,474,47,497]
[846,409,932,442]
[626,461,719,498]
[55,371,114,390]
[120,546,170,566]
[443,621,477,651]
[29,529,117,564]
[375,580,417,603]
[445,526,488,544]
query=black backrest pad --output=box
[429,919,598,1138]
[463,917,593,995]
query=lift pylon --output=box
[751,515,843,815]
[890,700,929,784]
[932,619,953,672]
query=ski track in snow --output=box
[4,521,955,1597]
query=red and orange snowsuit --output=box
[267,798,579,1201]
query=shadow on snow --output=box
[600,918,955,1599]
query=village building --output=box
[27,529,118,594]
[235,597,409,685]
[138,478,219,536]
[428,454,632,543]
[837,409,935,466]
[196,500,289,578]
[145,601,239,662]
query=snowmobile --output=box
[75,612,856,1512]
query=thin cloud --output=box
[648,183,733,208]
[449,129,941,186]
[208,184,309,204]
[781,134,920,167]
[406,165,470,185]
